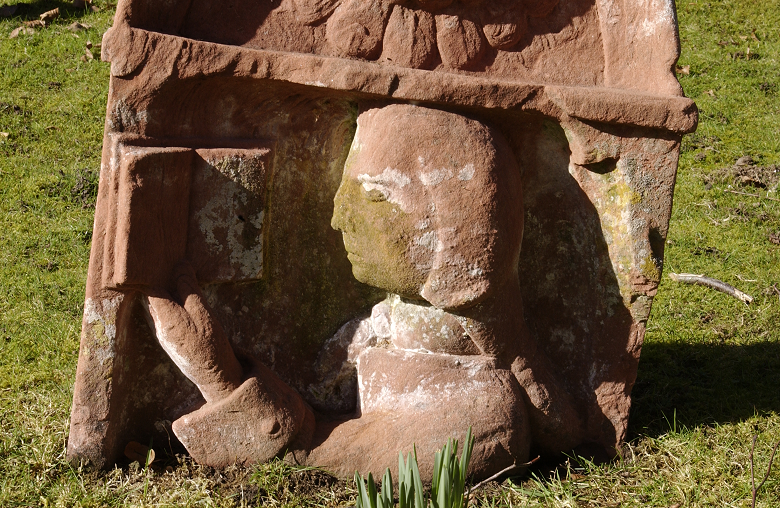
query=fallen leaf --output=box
[65,68,74,72]
[45,126,58,131]
[9,26,34,38]
[705,89,715,97]
[67,21,89,32]
[39,7,59,23]
[124,441,155,464]
[751,32,759,41]
[0,132,9,138]
[736,155,755,167]
[676,64,690,75]
[739,35,748,40]
[83,48,94,60]
[47,81,61,90]
[0,4,18,17]
[769,233,780,245]
[23,19,43,28]
[85,40,92,49]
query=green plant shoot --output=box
[354,427,474,508]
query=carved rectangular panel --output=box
[188,147,272,283]
[102,145,193,290]
[101,139,274,291]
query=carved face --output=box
[332,104,523,310]
[331,142,430,299]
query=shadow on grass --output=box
[629,339,780,438]
[2,0,100,21]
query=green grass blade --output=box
[399,450,417,508]
[437,464,451,508]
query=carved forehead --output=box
[351,104,496,177]
[346,104,505,219]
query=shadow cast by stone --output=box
[631,340,780,438]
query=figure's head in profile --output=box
[331,103,524,310]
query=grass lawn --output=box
[1,0,779,506]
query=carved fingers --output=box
[381,6,437,69]
[141,261,243,404]
[291,0,341,25]
[318,0,559,70]
[435,14,486,70]
[326,0,393,60]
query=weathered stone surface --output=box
[307,349,530,480]
[67,0,696,481]
[434,14,486,70]
[479,1,528,50]
[173,366,314,467]
[325,0,392,60]
[380,5,437,69]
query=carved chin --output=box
[347,256,371,283]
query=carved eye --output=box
[364,188,388,202]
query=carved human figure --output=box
[138,103,583,478]
[307,104,583,478]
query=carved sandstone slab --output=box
[68,0,696,481]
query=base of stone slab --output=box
[172,365,314,467]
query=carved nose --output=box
[331,182,350,232]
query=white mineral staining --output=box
[358,167,411,189]
[468,265,484,277]
[419,167,453,186]
[84,296,121,365]
[639,0,676,38]
[195,184,264,280]
[358,167,412,209]
[458,163,475,181]
[358,352,490,414]
[597,0,621,28]
[415,231,443,252]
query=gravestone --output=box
[67,0,697,480]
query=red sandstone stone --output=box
[66,0,696,481]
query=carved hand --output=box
[140,262,244,404]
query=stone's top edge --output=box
[103,26,698,134]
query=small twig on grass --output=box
[726,189,780,202]
[668,273,754,304]
[466,456,540,497]
[750,434,780,508]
